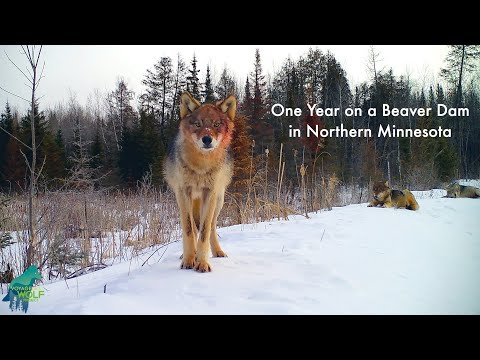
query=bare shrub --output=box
[2,189,179,280]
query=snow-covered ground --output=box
[2,183,479,315]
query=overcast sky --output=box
[0,45,449,113]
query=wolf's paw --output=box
[212,249,228,257]
[194,260,212,273]
[180,255,195,269]
[367,204,373,207]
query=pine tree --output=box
[90,129,103,171]
[216,67,237,99]
[3,134,24,190]
[249,49,273,152]
[252,49,267,120]
[187,54,201,99]
[203,65,215,103]
[241,77,252,116]
[230,114,254,196]
[55,129,67,172]
[428,85,435,109]
[168,54,187,127]
[106,78,136,151]
[68,116,95,190]
[0,103,14,188]
[18,102,65,187]
[42,131,66,184]
[441,45,480,107]
[118,123,138,187]
[137,110,163,186]
[0,197,14,249]
[20,101,64,184]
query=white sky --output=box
[0,45,449,113]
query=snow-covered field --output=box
[2,181,479,315]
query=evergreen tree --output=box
[137,110,163,186]
[0,103,14,187]
[230,114,254,196]
[168,54,188,127]
[20,101,48,156]
[42,131,66,184]
[0,197,14,249]
[216,67,238,99]
[241,77,252,116]
[67,116,95,190]
[118,123,138,187]
[249,49,272,153]
[187,54,201,99]
[1,106,24,191]
[441,45,480,106]
[141,58,174,144]
[428,85,435,109]
[55,129,67,171]
[3,135,24,190]
[106,78,136,151]
[203,65,215,103]
[90,129,103,171]
[251,48,267,121]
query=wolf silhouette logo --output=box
[2,265,42,313]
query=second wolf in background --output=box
[368,181,419,211]
[445,182,480,198]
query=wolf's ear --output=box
[180,92,201,119]
[216,95,237,121]
[384,181,389,187]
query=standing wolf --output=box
[367,181,419,211]
[163,92,236,272]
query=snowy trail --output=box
[2,195,479,315]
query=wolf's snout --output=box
[202,136,212,146]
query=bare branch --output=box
[35,155,47,183]
[36,61,46,87]
[0,125,32,150]
[141,240,180,267]
[5,51,33,84]
[36,46,43,68]
[20,148,33,173]
[25,65,33,79]
[22,45,34,67]
[0,85,30,103]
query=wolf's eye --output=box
[214,122,221,128]
[194,122,201,128]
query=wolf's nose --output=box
[202,136,212,145]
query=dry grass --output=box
[1,189,180,279]
[0,143,375,280]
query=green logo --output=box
[2,265,44,313]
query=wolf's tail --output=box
[403,189,419,211]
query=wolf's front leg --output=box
[210,192,227,258]
[368,199,380,207]
[383,201,394,208]
[177,190,196,269]
[195,188,217,272]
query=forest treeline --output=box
[1,46,479,195]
